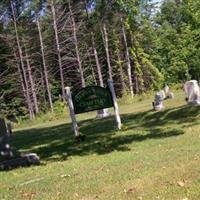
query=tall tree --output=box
[69,0,86,88]
[50,0,65,99]
[10,0,35,119]
[36,18,54,112]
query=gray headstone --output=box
[0,118,9,137]
[0,118,13,160]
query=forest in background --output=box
[0,0,200,119]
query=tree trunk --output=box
[87,49,97,85]
[11,1,35,119]
[50,0,65,100]
[14,52,31,116]
[91,32,104,87]
[84,0,108,117]
[84,0,104,87]
[135,74,139,94]
[69,0,85,88]
[102,24,113,80]
[120,16,134,98]
[117,52,126,92]
[36,18,54,112]
[23,42,39,114]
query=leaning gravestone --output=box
[0,118,40,170]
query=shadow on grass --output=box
[11,104,200,162]
[123,104,200,129]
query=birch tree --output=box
[50,0,65,99]
[69,0,86,88]
[10,0,35,119]
[120,16,134,97]
[36,18,54,112]
[102,23,113,81]
[23,41,39,114]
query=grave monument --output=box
[152,85,174,111]
[0,118,40,170]
[184,80,200,105]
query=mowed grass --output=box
[1,90,200,200]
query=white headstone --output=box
[184,80,200,105]
[163,84,169,95]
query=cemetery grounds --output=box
[0,90,200,200]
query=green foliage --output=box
[15,99,67,129]
[1,0,200,118]
[53,99,67,116]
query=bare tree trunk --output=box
[117,52,126,92]
[23,42,39,114]
[14,52,29,114]
[87,49,97,85]
[50,0,65,100]
[120,16,134,98]
[91,33,104,87]
[135,75,139,94]
[84,0,103,87]
[11,1,35,120]
[40,70,48,108]
[84,1,108,118]
[102,23,113,80]
[15,57,26,98]
[91,32,109,117]
[36,18,54,112]
[68,0,85,88]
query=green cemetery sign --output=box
[72,86,114,114]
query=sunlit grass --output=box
[1,89,200,200]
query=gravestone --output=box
[152,85,174,111]
[0,118,13,160]
[0,118,40,170]
[184,80,200,105]
[96,109,110,118]
[153,91,165,111]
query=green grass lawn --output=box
[1,90,200,200]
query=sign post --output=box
[108,80,122,130]
[66,82,122,137]
[65,87,79,137]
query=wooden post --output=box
[65,87,79,137]
[108,80,122,130]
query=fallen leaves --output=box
[124,187,136,193]
[60,174,71,178]
[177,180,185,187]
[20,190,37,199]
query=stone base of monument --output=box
[152,101,164,111]
[0,153,40,170]
[166,92,174,99]
[188,100,200,105]
[96,109,111,118]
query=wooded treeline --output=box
[0,0,200,119]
